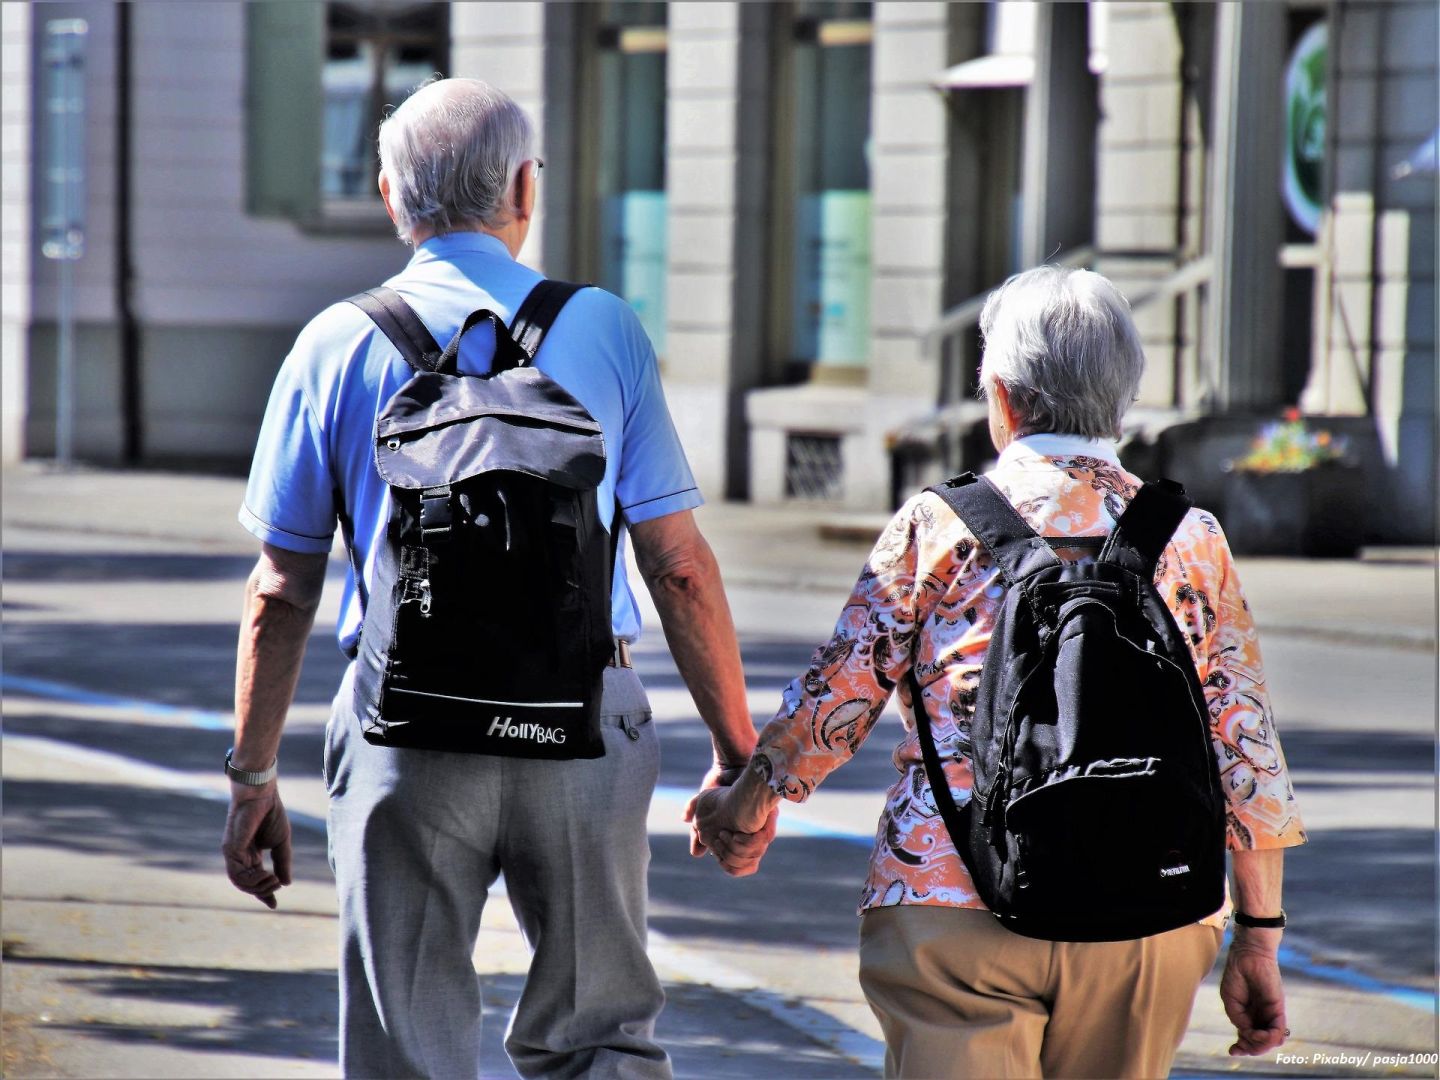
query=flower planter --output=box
[1222,465,1365,558]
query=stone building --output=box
[3,1,1435,540]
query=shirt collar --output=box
[997,433,1122,469]
[411,231,513,263]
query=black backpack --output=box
[341,280,616,760]
[909,472,1226,941]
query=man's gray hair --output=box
[978,266,1146,440]
[377,78,534,240]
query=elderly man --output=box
[221,78,766,1079]
[693,266,1305,1077]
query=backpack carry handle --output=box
[436,309,530,376]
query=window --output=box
[770,2,874,377]
[246,1,448,224]
[323,3,449,201]
[587,3,669,354]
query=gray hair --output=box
[377,78,535,241]
[978,266,1145,439]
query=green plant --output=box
[1229,409,1349,474]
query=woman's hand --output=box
[683,773,778,877]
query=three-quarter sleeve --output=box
[1188,524,1308,851]
[751,499,924,802]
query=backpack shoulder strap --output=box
[504,280,588,370]
[1099,478,1192,577]
[927,473,1061,586]
[346,286,444,373]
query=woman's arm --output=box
[687,496,932,872]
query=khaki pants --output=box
[859,906,1222,1079]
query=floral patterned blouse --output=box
[752,434,1307,923]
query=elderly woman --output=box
[690,266,1306,1078]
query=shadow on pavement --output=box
[1279,727,1438,775]
[3,711,326,784]
[2,954,336,1065]
[477,973,877,1079]
[648,834,872,950]
[1283,826,1437,985]
[2,622,349,712]
[2,780,332,885]
[2,551,262,584]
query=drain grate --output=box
[785,433,844,501]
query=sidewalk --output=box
[3,464,1438,1079]
[3,464,1435,650]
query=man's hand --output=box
[221,784,293,910]
[225,544,324,910]
[685,761,747,855]
[1220,932,1289,1056]
[683,782,778,877]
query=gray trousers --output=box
[324,663,671,1080]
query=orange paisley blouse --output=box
[751,434,1307,923]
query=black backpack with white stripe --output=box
[342,281,615,759]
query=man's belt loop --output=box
[608,639,633,669]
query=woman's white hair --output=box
[377,78,534,241]
[978,266,1146,440]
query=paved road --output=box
[2,470,1436,1078]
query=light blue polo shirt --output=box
[240,231,702,653]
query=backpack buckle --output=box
[420,485,454,542]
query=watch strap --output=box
[1233,909,1287,929]
[225,748,278,786]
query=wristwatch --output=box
[225,748,278,786]
[1233,909,1287,929]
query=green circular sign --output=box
[1282,23,1327,236]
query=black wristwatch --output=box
[1233,909,1287,929]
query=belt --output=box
[607,639,633,669]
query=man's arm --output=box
[629,509,756,782]
[221,543,328,909]
[1221,848,1289,1056]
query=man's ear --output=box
[515,160,535,222]
[378,171,400,226]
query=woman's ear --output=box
[378,171,399,227]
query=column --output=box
[1020,1,1096,268]
[664,2,770,500]
[1207,1,1287,412]
[2,2,31,462]
[451,3,550,271]
[862,1,951,508]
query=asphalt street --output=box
[2,466,1437,1079]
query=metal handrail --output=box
[891,249,1217,505]
[922,245,1098,354]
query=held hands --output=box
[1220,929,1290,1056]
[682,764,778,877]
[221,783,293,910]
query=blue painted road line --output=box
[653,784,874,847]
[1,673,232,730]
[1275,944,1438,1015]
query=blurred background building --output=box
[3,1,1436,541]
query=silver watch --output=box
[225,748,278,786]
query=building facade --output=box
[4,1,1435,541]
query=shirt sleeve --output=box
[238,349,338,555]
[752,498,924,802]
[613,308,702,525]
[1186,519,1307,851]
